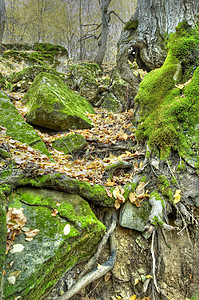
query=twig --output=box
[166,160,180,189]
[151,230,160,293]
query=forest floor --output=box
[1,61,199,300]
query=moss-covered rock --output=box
[25,72,95,131]
[4,187,105,300]
[0,189,7,299]
[100,92,123,113]
[33,42,68,57]
[135,22,199,160]
[0,91,50,157]
[9,65,61,92]
[52,133,87,155]
[70,62,101,104]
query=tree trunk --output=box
[95,0,111,68]
[117,0,199,90]
[0,0,5,54]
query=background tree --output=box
[0,0,5,53]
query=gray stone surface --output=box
[119,200,150,232]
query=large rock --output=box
[25,72,95,131]
[4,187,105,300]
[9,65,60,92]
[70,62,101,104]
[0,91,50,156]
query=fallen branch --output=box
[59,211,117,300]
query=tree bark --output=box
[117,0,199,88]
[95,0,111,68]
[0,0,5,54]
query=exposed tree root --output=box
[59,210,117,300]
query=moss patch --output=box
[52,133,87,155]
[0,91,50,157]
[123,20,139,31]
[135,22,199,160]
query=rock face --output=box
[4,187,105,300]
[25,72,95,131]
[52,133,87,155]
[9,65,60,92]
[69,62,101,104]
[0,91,50,156]
[119,201,150,232]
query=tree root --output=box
[59,210,117,300]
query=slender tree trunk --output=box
[0,0,5,54]
[95,0,111,68]
[117,0,199,92]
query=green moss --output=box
[25,72,95,131]
[158,176,173,201]
[177,159,186,172]
[0,91,51,157]
[0,189,7,292]
[52,133,87,155]
[124,20,139,31]
[135,22,199,160]
[16,173,115,207]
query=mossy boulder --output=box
[135,22,199,160]
[9,65,61,92]
[100,92,123,113]
[0,91,50,157]
[70,62,101,104]
[33,42,68,57]
[52,133,87,155]
[109,80,134,110]
[25,72,95,131]
[4,187,105,300]
[0,189,7,298]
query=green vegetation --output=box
[123,19,139,31]
[135,22,199,161]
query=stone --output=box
[25,72,95,131]
[119,200,150,232]
[70,62,101,104]
[100,92,123,113]
[9,65,60,92]
[4,187,105,300]
[0,91,50,157]
[52,133,87,155]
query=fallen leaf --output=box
[129,192,136,203]
[10,244,24,254]
[24,229,40,238]
[134,278,139,285]
[63,224,70,236]
[51,209,58,217]
[173,189,181,204]
[104,272,111,282]
[130,296,137,300]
